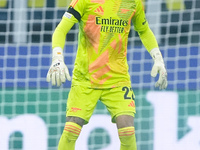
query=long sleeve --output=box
[138,26,159,52]
[52,12,78,49]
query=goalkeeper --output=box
[47,0,167,149]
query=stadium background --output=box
[0,0,200,150]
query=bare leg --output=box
[66,116,85,127]
[116,115,134,129]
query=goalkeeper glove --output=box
[46,47,71,86]
[150,48,168,89]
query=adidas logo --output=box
[128,101,135,107]
[94,6,104,15]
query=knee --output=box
[116,115,134,129]
[66,116,85,127]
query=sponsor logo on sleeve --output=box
[63,12,72,19]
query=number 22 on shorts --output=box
[122,86,135,100]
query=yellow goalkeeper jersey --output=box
[67,0,148,88]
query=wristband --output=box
[52,47,64,60]
[150,48,164,63]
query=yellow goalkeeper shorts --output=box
[66,85,136,124]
